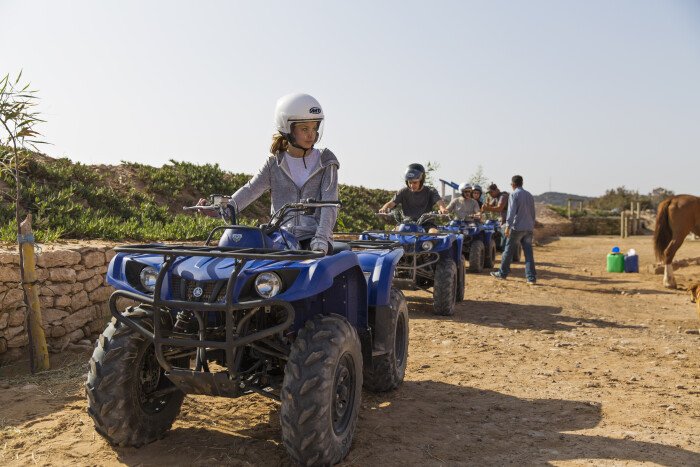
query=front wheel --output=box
[433,256,457,316]
[468,239,485,273]
[86,317,185,447]
[484,239,497,269]
[364,288,409,392]
[281,314,363,466]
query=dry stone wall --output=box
[0,244,117,362]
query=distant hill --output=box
[534,192,594,206]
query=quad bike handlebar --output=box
[376,210,450,225]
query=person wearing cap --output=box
[482,183,509,223]
[445,182,481,220]
[198,93,339,254]
[379,163,446,233]
[491,175,537,284]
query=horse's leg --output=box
[663,234,687,289]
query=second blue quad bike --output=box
[358,211,464,316]
[85,197,408,466]
[441,217,503,273]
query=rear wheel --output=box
[468,239,485,273]
[364,288,409,392]
[86,317,185,447]
[484,239,497,269]
[281,314,363,466]
[433,256,457,316]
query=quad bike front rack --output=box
[109,244,323,398]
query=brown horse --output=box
[653,195,700,288]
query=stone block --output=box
[0,266,20,282]
[0,253,19,265]
[54,295,71,308]
[40,283,73,297]
[50,325,66,337]
[82,251,106,269]
[71,282,85,293]
[88,317,108,334]
[0,287,24,308]
[37,250,81,268]
[70,290,90,311]
[89,286,113,304]
[49,268,77,283]
[62,305,95,333]
[83,274,104,293]
[39,295,54,309]
[7,332,28,348]
[105,249,116,262]
[0,312,7,330]
[35,268,49,281]
[42,308,69,324]
[4,325,24,341]
[67,328,84,342]
[0,337,6,353]
[8,309,26,327]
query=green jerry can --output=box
[606,246,625,273]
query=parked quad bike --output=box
[359,211,464,316]
[86,197,408,466]
[441,217,501,273]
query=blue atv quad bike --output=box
[85,198,408,466]
[358,211,464,316]
[441,217,499,273]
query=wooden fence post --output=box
[19,214,50,372]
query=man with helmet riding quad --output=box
[444,183,481,221]
[198,93,339,254]
[379,163,447,233]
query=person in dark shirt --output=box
[379,163,446,233]
[482,183,509,224]
[471,184,484,208]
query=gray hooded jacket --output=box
[231,149,339,253]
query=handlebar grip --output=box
[183,205,218,211]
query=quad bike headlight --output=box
[420,241,434,251]
[139,266,158,292]
[254,272,282,298]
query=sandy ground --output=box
[1,235,699,466]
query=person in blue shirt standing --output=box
[491,175,537,284]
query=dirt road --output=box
[1,236,699,466]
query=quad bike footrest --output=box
[166,368,242,398]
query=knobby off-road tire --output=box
[86,317,185,447]
[364,288,409,392]
[280,314,363,466]
[433,256,457,316]
[456,256,465,302]
[468,239,485,273]
[484,239,497,269]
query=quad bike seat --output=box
[331,241,351,255]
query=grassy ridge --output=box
[0,149,394,242]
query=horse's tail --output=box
[654,197,673,262]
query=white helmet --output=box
[458,182,472,192]
[274,93,324,140]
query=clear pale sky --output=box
[2,0,699,196]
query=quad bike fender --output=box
[107,252,165,297]
[356,248,403,307]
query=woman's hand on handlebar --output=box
[196,198,219,218]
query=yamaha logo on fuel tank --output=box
[309,107,321,114]
[230,234,243,242]
[192,287,204,298]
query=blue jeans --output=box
[498,230,536,281]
